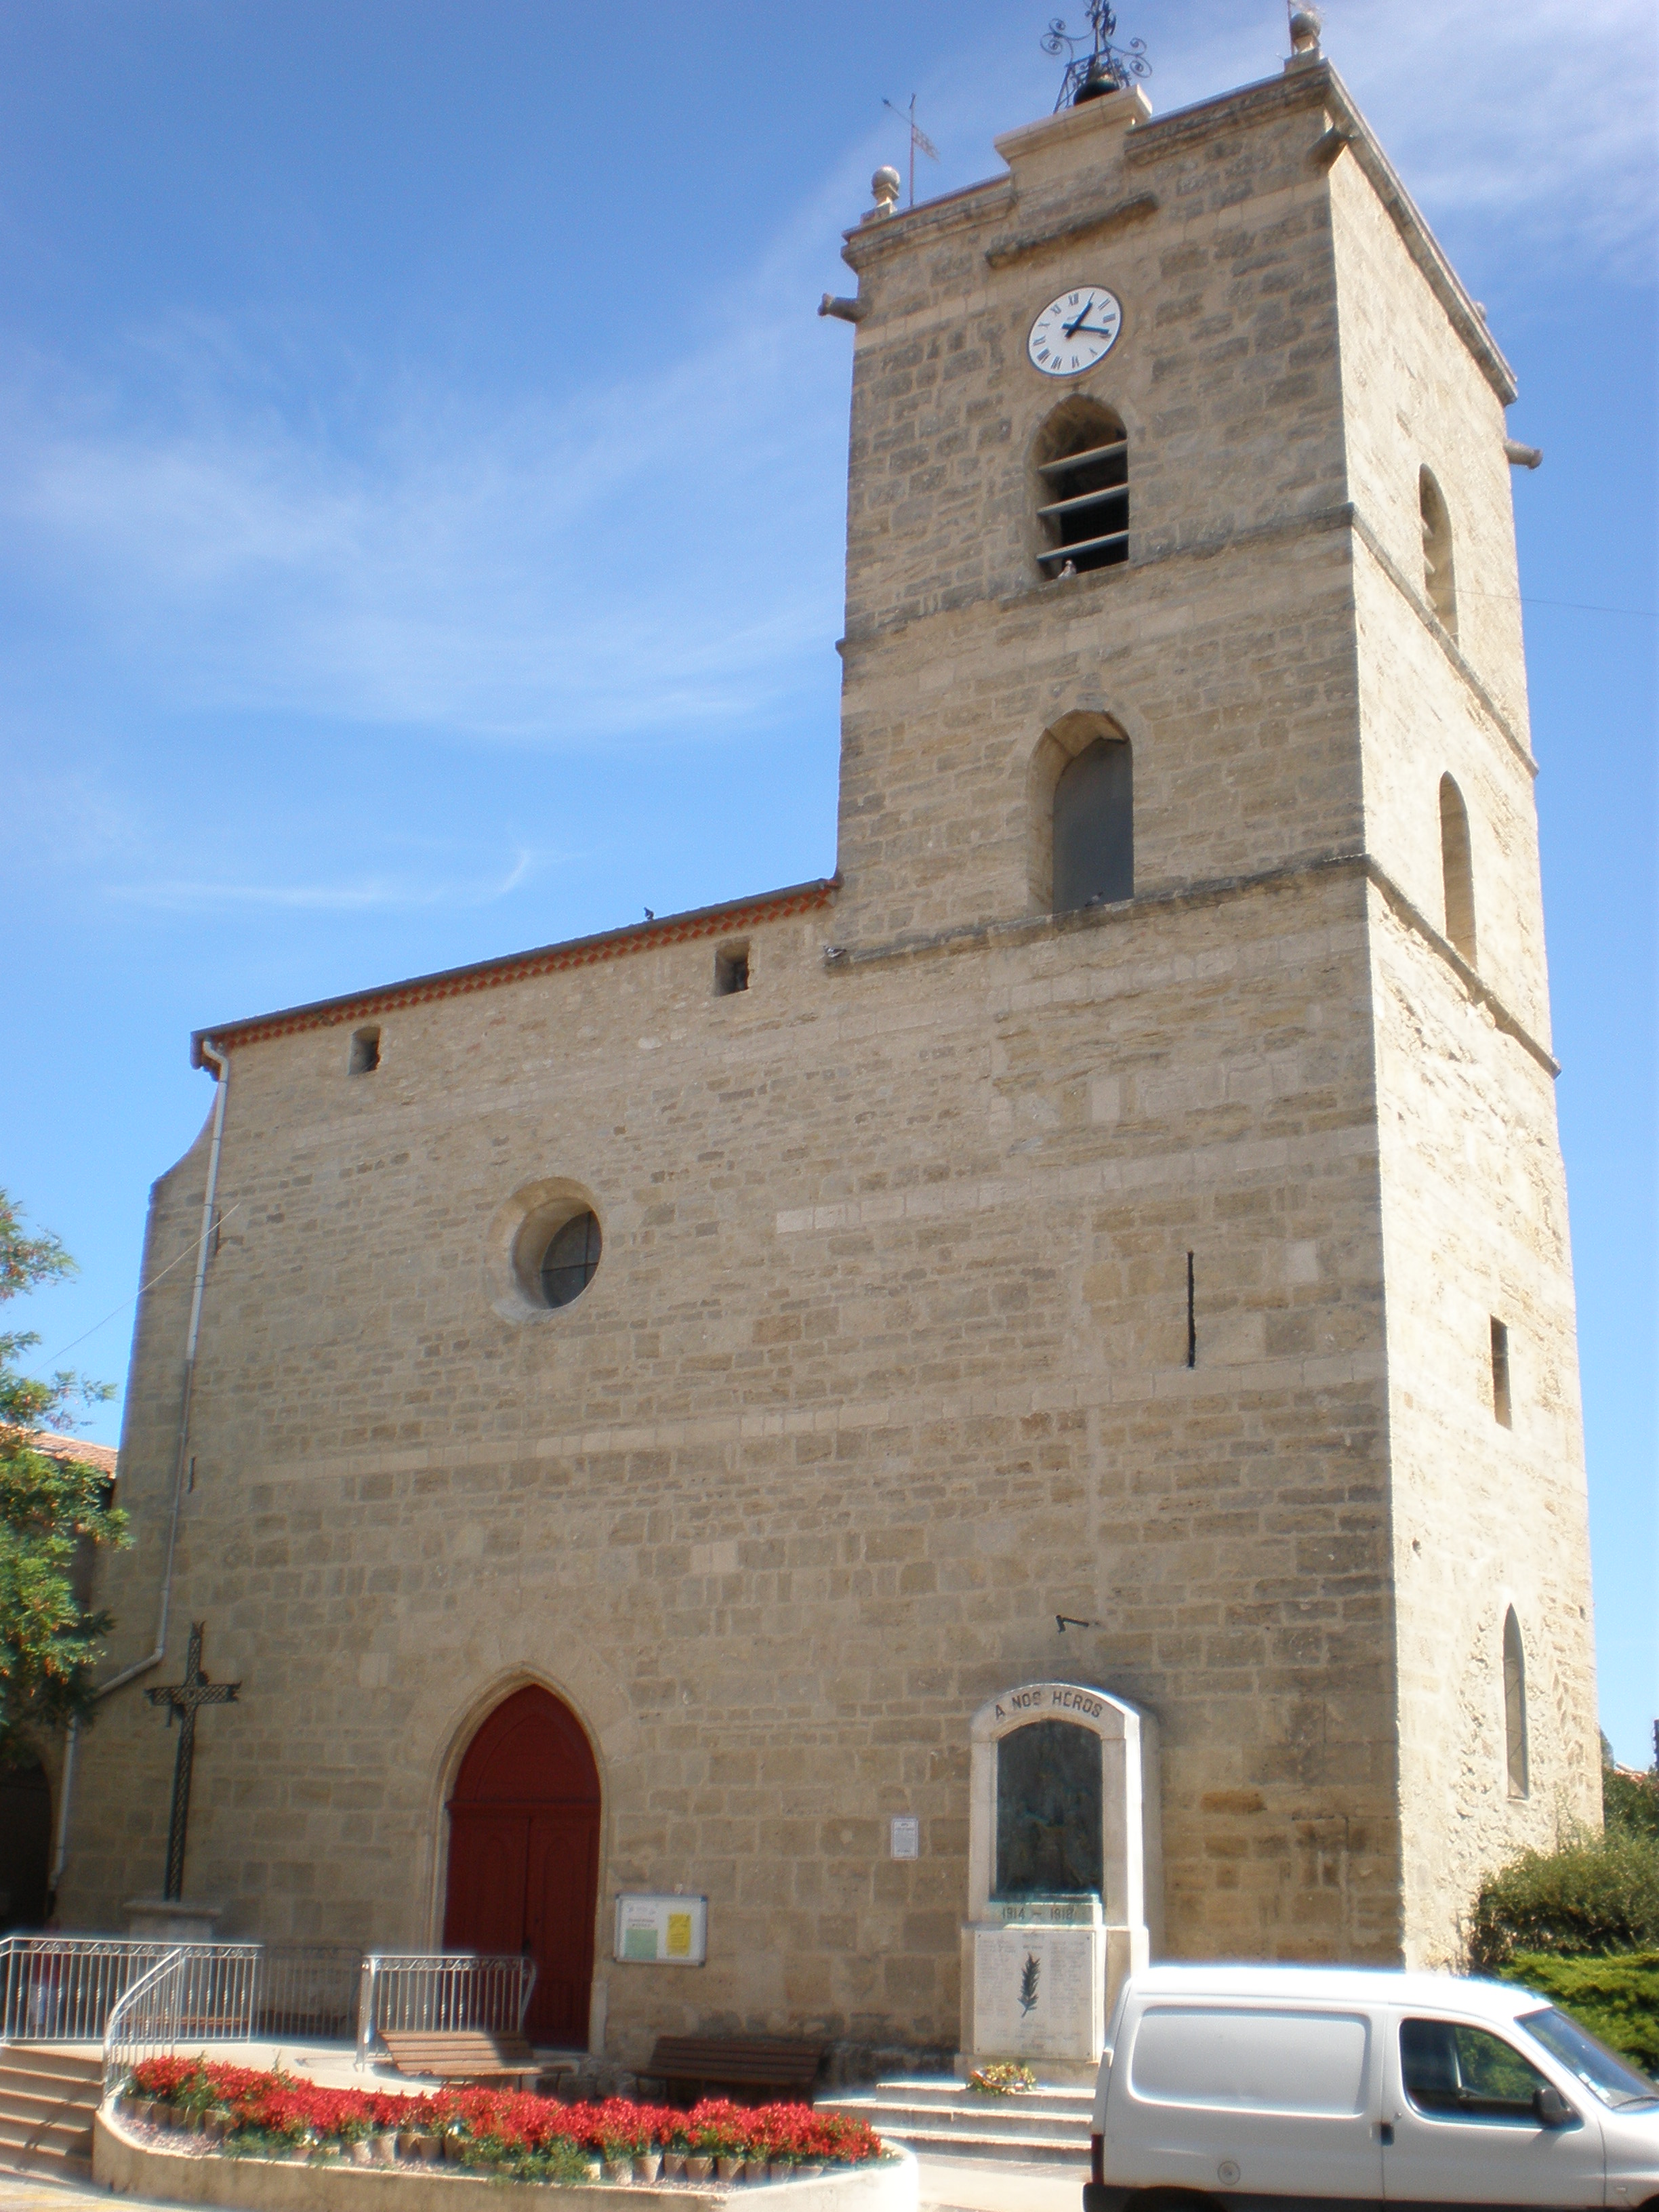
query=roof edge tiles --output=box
[190,875,840,1067]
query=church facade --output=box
[63,37,1598,2069]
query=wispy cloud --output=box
[0,0,1648,784]
[110,846,539,914]
[1139,0,1657,276]
[0,178,862,749]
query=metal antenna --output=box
[882,94,940,208]
[1041,2,1150,112]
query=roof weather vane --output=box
[1042,2,1150,110]
[882,95,941,209]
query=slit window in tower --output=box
[1490,1317,1512,1428]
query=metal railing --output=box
[255,1944,363,2041]
[1,1935,535,2083]
[354,1952,537,2067]
[0,1936,174,2044]
[1,1934,371,2051]
[102,1942,263,2093]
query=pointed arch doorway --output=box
[443,1686,600,2047]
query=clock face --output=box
[1027,286,1123,377]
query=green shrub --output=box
[1605,1768,1659,1844]
[1493,1952,1659,2076]
[1469,1826,1659,1967]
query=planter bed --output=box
[96,2063,914,2212]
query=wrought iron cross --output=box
[144,1622,239,1902]
[1042,2,1150,110]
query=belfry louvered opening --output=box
[1035,400,1128,575]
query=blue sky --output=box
[4,0,1654,1763]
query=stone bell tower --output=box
[819,23,1597,1973]
[62,17,1597,2064]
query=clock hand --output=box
[1062,301,1097,335]
[1066,323,1116,339]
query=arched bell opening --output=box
[443,1684,601,2047]
[1032,397,1129,577]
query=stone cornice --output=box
[839,499,1358,653]
[1348,512,1537,777]
[189,878,840,1067]
[842,501,1535,785]
[840,179,1014,273]
[826,851,1558,1077]
[982,190,1160,271]
[1120,62,1515,405]
[1315,66,1517,406]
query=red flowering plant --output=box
[676,2097,742,2157]
[121,2062,882,2177]
[573,2095,668,2159]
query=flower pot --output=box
[796,2164,824,2182]
[602,2156,632,2184]
[770,2163,797,2184]
[716,2154,744,2182]
[663,2150,687,2179]
[350,2141,374,2166]
[685,2153,714,2180]
[633,2152,663,2184]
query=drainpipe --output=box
[48,1040,230,1903]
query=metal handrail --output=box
[101,1942,264,2095]
[101,1945,185,2095]
[354,1951,538,2067]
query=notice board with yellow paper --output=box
[613,1893,708,1965]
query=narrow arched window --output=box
[1053,737,1132,912]
[1502,1608,1529,1798]
[1439,774,1477,965]
[1420,467,1457,634]
[1035,399,1127,577]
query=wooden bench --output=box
[379,2030,541,2089]
[643,2036,825,2108]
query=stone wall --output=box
[69,861,1405,2054]
[62,49,1595,2057]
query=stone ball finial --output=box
[872,165,902,216]
[1288,5,1323,54]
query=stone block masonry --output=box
[63,43,1595,2068]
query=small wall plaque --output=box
[613,1893,708,1965]
[890,1815,920,1860]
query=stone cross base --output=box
[123,1898,224,1942]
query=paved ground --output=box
[0,2153,1082,2212]
[911,2154,1082,2212]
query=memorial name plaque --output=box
[959,1681,1160,2074]
[613,1893,708,1965]
[890,1816,920,1860]
[971,1923,1104,2062]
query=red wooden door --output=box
[443,1688,600,2047]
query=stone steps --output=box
[819,2076,1093,2167]
[0,2043,102,2179]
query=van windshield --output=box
[1518,2007,1658,2110]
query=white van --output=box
[1085,1964,1658,2211]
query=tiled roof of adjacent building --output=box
[190,874,839,1067]
[26,1429,119,1475]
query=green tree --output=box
[1,1189,128,1765]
